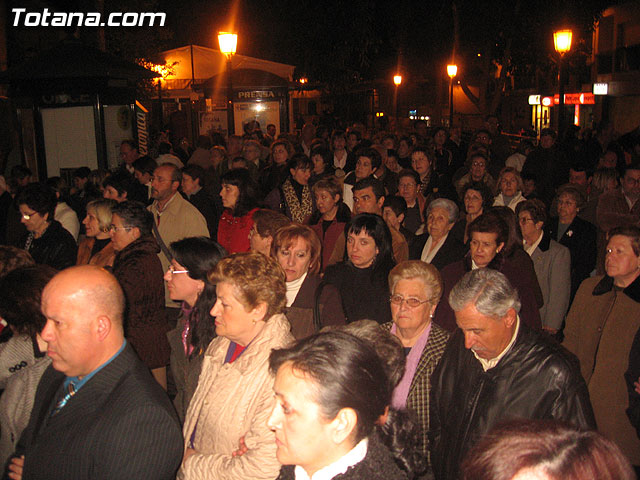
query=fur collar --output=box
[593,274,640,303]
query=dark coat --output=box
[166,322,205,424]
[626,326,640,440]
[430,323,596,480]
[311,216,348,272]
[184,189,220,241]
[546,215,597,302]
[21,220,77,271]
[434,254,542,332]
[409,233,466,271]
[10,343,183,480]
[324,263,392,325]
[286,274,346,339]
[112,235,170,369]
[276,433,407,480]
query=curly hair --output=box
[208,252,286,320]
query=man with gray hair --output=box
[430,268,595,480]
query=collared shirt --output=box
[294,438,368,480]
[421,233,448,264]
[524,231,543,256]
[150,191,179,222]
[624,193,638,211]
[63,339,127,393]
[473,316,520,371]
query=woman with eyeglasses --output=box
[110,201,170,389]
[164,237,227,423]
[383,260,449,473]
[16,183,77,271]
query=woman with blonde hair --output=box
[76,198,117,267]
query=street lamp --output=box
[553,29,572,135]
[447,64,458,127]
[218,32,238,135]
[393,74,402,130]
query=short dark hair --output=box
[287,152,312,171]
[269,330,391,443]
[182,164,206,187]
[220,168,260,217]
[310,146,332,170]
[355,147,382,170]
[461,181,495,210]
[121,139,138,151]
[397,169,420,185]
[0,265,56,337]
[468,212,509,246]
[158,142,172,155]
[103,171,137,198]
[132,156,158,176]
[608,225,640,257]
[383,196,407,217]
[346,213,395,277]
[112,201,154,237]
[15,183,57,219]
[540,128,557,140]
[0,246,34,278]
[73,167,91,180]
[353,177,385,200]
[196,135,212,150]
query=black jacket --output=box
[409,233,466,270]
[21,220,77,271]
[430,322,596,480]
[546,215,597,303]
[276,434,407,480]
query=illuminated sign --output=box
[552,93,595,105]
[528,95,541,105]
[593,83,608,95]
[542,97,553,107]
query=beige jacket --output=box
[179,314,293,480]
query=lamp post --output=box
[553,29,572,136]
[393,74,402,130]
[218,32,238,135]
[447,64,457,127]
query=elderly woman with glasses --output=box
[383,260,450,472]
[110,201,170,389]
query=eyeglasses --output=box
[518,217,534,224]
[471,162,486,168]
[109,224,132,232]
[389,294,430,309]
[168,265,189,275]
[21,213,36,220]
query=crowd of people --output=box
[0,116,640,479]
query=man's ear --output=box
[96,315,112,342]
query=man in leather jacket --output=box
[430,268,595,480]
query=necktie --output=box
[51,382,76,417]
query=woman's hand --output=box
[634,376,640,396]
[183,448,197,465]
[232,436,248,457]
[7,455,24,480]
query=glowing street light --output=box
[393,74,402,86]
[218,32,238,135]
[553,30,573,55]
[553,29,573,134]
[393,74,403,129]
[218,32,238,57]
[447,64,458,127]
